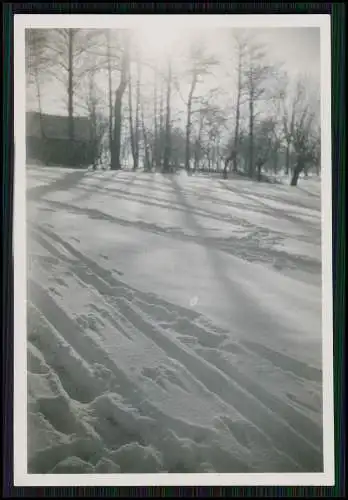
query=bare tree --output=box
[271,126,282,176]
[26,29,53,137]
[232,34,248,172]
[268,90,284,177]
[244,41,276,178]
[128,71,136,169]
[163,58,173,173]
[36,29,104,143]
[27,28,319,182]
[202,105,227,173]
[193,107,206,171]
[141,101,152,171]
[26,29,47,79]
[223,149,237,179]
[128,56,141,170]
[254,118,275,181]
[279,78,320,185]
[134,58,141,170]
[152,63,159,169]
[85,69,108,168]
[45,29,80,140]
[184,43,218,172]
[111,32,130,171]
[281,79,304,176]
[67,29,75,140]
[87,69,97,167]
[106,30,114,158]
[157,77,165,169]
[290,107,320,186]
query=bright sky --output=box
[27,27,321,122]
[251,27,321,79]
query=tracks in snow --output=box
[27,222,323,473]
[38,197,321,281]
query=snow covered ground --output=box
[26,167,323,474]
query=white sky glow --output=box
[134,24,183,59]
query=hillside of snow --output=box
[26,167,323,474]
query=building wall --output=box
[27,137,94,167]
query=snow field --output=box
[26,168,323,474]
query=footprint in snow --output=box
[190,296,199,307]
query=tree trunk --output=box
[112,92,123,170]
[158,80,164,169]
[141,103,151,171]
[88,70,98,168]
[273,151,279,175]
[163,59,172,173]
[194,112,204,171]
[33,60,47,163]
[34,68,45,138]
[134,60,141,170]
[153,65,158,169]
[193,142,199,172]
[194,138,199,171]
[68,29,74,142]
[111,38,129,171]
[185,75,197,172]
[106,31,113,158]
[285,142,290,175]
[290,161,303,186]
[257,161,262,181]
[185,98,192,172]
[30,33,46,141]
[222,158,228,179]
[128,73,136,169]
[233,56,242,172]
[215,138,220,171]
[248,92,254,178]
[212,140,216,171]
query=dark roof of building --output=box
[26,111,92,141]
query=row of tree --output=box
[26,28,321,186]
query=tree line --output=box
[26,28,321,186]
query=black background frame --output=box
[2,2,345,497]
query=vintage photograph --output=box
[16,15,332,482]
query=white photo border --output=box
[13,13,334,487]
